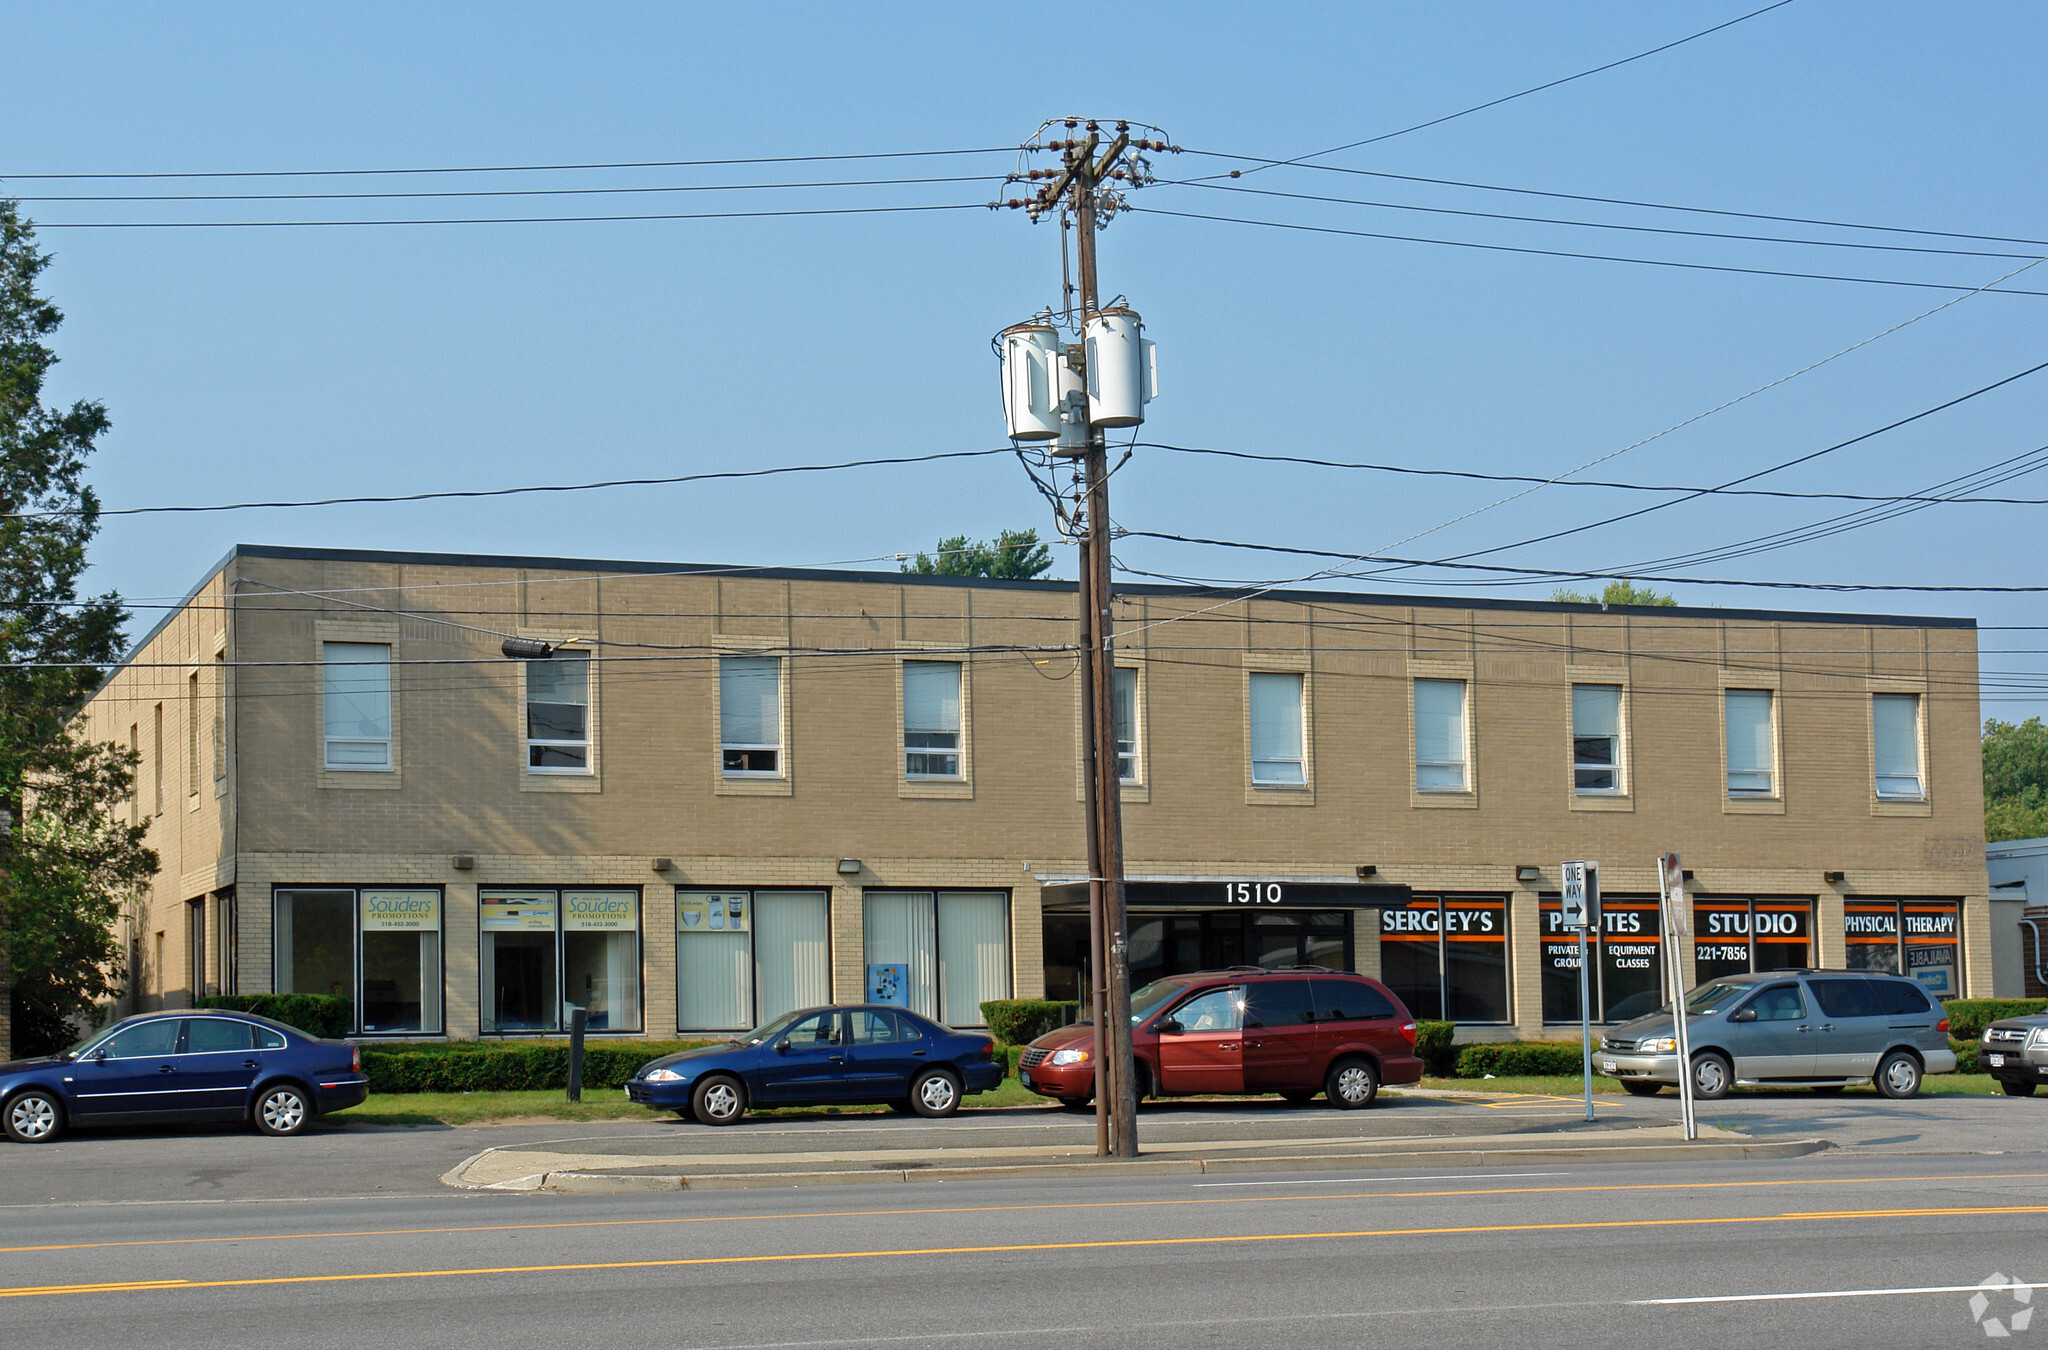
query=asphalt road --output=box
[5,1149,2047,1349]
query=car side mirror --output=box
[93,1047,109,1060]
[775,1038,792,1054]
[1155,1017,1183,1035]
[1729,1008,1757,1023]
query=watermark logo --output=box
[1970,1273,2035,1338]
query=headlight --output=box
[1049,1048,1091,1066]
[1637,1037,1677,1054]
[643,1067,684,1083]
[2030,1028,2048,1049]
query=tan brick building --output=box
[75,544,1991,1043]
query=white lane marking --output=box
[1194,1171,1568,1188]
[1637,1282,2048,1305]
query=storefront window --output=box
[1845,899,1960,997]
[480,888,641,1034]
[1541,897,1663,1023]
[273,887,443,1035]
[676,889,829,1031]
[1693,897,1811,983]
[1379,895,1509,1023]
[863,890,1010,1027]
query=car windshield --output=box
[64,1026,115,1059]
[1129,979,1188,1024]
[739,1010,813,1046]
[1684,980,1754,1014]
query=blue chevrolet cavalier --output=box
[0,1011,368,1143]
[626,1005,1003,1125]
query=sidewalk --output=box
[442,1091,1829,1193]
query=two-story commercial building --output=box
[77,543,1992,1042]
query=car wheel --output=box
[1689,1052,1733,1101]
[1132,1060,1153,1103]
[4,1090,64,1144]
[1056,1096,1092,1110]
[1279,1090,1318,1106]
[1874,1051,1921,1100]
[888,1099,918,1115]
[910,1069,962,1118]
[691,1075,746,1126]
[1811,1084,1847,1096]
[1621,1081,1662,1098]
[253,1084,313,1137]
[1325,1057,1379,1110]
[2001,1081,2038,1097]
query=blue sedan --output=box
[626,1005,1003,1125]
[0,1011,368,1143]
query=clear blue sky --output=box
[8,2,2047,713]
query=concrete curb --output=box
[522,1137,1830,1193]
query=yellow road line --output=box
[5,1171,2046,1256]
[6,1206,2047,1301]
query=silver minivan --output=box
[1597,969,1955,1100]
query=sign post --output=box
[1657,852,1698,1141]
[1561,861,1598,1123]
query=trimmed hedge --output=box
[1952,1038,1979,1073]
[980,999,1079,1046]
[1414,1021,1458,1076]
[195,994,351,1039]
[1454,1041,1588,1078]
[361,1040,712,1094]
[1942,999,2048,1041]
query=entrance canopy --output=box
[1039,879,1413,912]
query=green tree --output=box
[1,201,156,1056]
[901,528,1054,580]
[1982,717,2048,842]
[1550,580,1678,607]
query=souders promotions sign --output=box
[564,891,637,932]
[360,889,438,932]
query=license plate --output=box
[1601,1058,1617,1073]
[1989,1053,2005,1067]
[1020,1070,1032,1087]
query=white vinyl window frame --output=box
[1248,671,1307,786]
[1872,693,1924,799]
[525,650,593,775]
[1571,683,1624,795]
[1413,678,1469,792]
[902,660,965,780]
[1723,688,1777,798]
[719,655,783,778]
[321,641,393,771]
[1113,666,1142,785]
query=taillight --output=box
[1400,1021,1418,1046]
[979,1039,995,1059]
[1937,1018,1950,1034]
[352,1046,361,1072]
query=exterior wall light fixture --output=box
[1515,865,1542,883]
[837,858,864,875]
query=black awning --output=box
[1038,879,1413,913]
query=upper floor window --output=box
[1414,678,1468,791]
[1113,667,1140,784]
[526,651,591,773]
[720,656,782,776]
[1572,684,1623,793]
[1248,671,1305,785]
[1873,693,1923,798]
[903,660,962,778]
[321,641,392,771]
[1724,689,1775,797]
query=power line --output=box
[1118,532,2048,593]
[1126,205,2048,297]
[8,447,1017,520]
[1180,153,2048,251]
[8,173,1006,205]
[0,146,1019,182]
[1160,179,2040,262]
[1142,442,2048,506]
[30,202,989,231]
[1222,1,1795,176]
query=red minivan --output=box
[1018,968,1423,1109]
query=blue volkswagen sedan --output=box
[626,1005,1003,1125]
[0,1011,368,1144]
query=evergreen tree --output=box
[1,202,156,1056]
[901,528,1055,580]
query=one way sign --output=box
[1560,860,1599,929]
